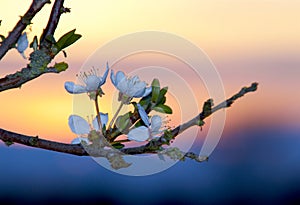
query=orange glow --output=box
[0,1,299,144]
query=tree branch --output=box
[121,82,258,154]
[0,128,86,155]
[0,82,258,159]
[0,0,72,93]
[0,0,50,60]
[183,152,209,162]
[0,66,67,92]
[40,0,66,45]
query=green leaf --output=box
[158,96,166,105]
[29,36,38,51]
[196,119,205,127]
[54,62,68,72]
[139,94,151,110]
[157,86,168,104]
[112,142,125,149]
[45,34,56,44]
[153,104,172,114]
[115,113,131,133]
[56,30,75,48]
[5,141,14,147]
[56,29,82,51]
[151,78,160,103]
[163,130,173,145]
[133,119,144,128]
[202,99,213,116]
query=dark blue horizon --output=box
[0,125,299,205]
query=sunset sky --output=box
[1,0,300,203]
[1,0,299,144]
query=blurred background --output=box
[0,0,299,204]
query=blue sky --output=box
[1,125,299,204]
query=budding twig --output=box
[0,0,50,59]
[0,0,71,93]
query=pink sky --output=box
[0,1,299,143]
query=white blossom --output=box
[127,104,162,142]
[68,113,108,144]
[65,63,109,94]
[110,70,151,100]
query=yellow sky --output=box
[0,1,299,142]
[1,1,299,57]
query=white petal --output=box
[137,103,150,127]
[99,63,109,85]
[17,32,28,54]
[110,70,115,85]
[151,115,162,133]
[110,70,116,86]
[131,75,139,83]
[114,72,148,98]
[92,113,109,130]
[71,137,90,144]
[127,126,149,142]
[64,82,86,94]
[111,70,125,87]
[131,81,146,97]
[92,118,99,131]
[132,87,146,98]
[142,86,152,97]
[116,71,125,84]
[117,77,129,93]
[85,75,101,91]
[68,115,90,134]
[100,113,109,125]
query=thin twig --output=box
[184,152,209,162]
[107,102,124,131]
[121,82,258,154]
[0,0,50,60]
[40,0,66,45]
[0,66,66,92]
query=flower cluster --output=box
[65,63,173,169]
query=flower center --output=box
[76,68,103,91]
[85,75,101,91]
